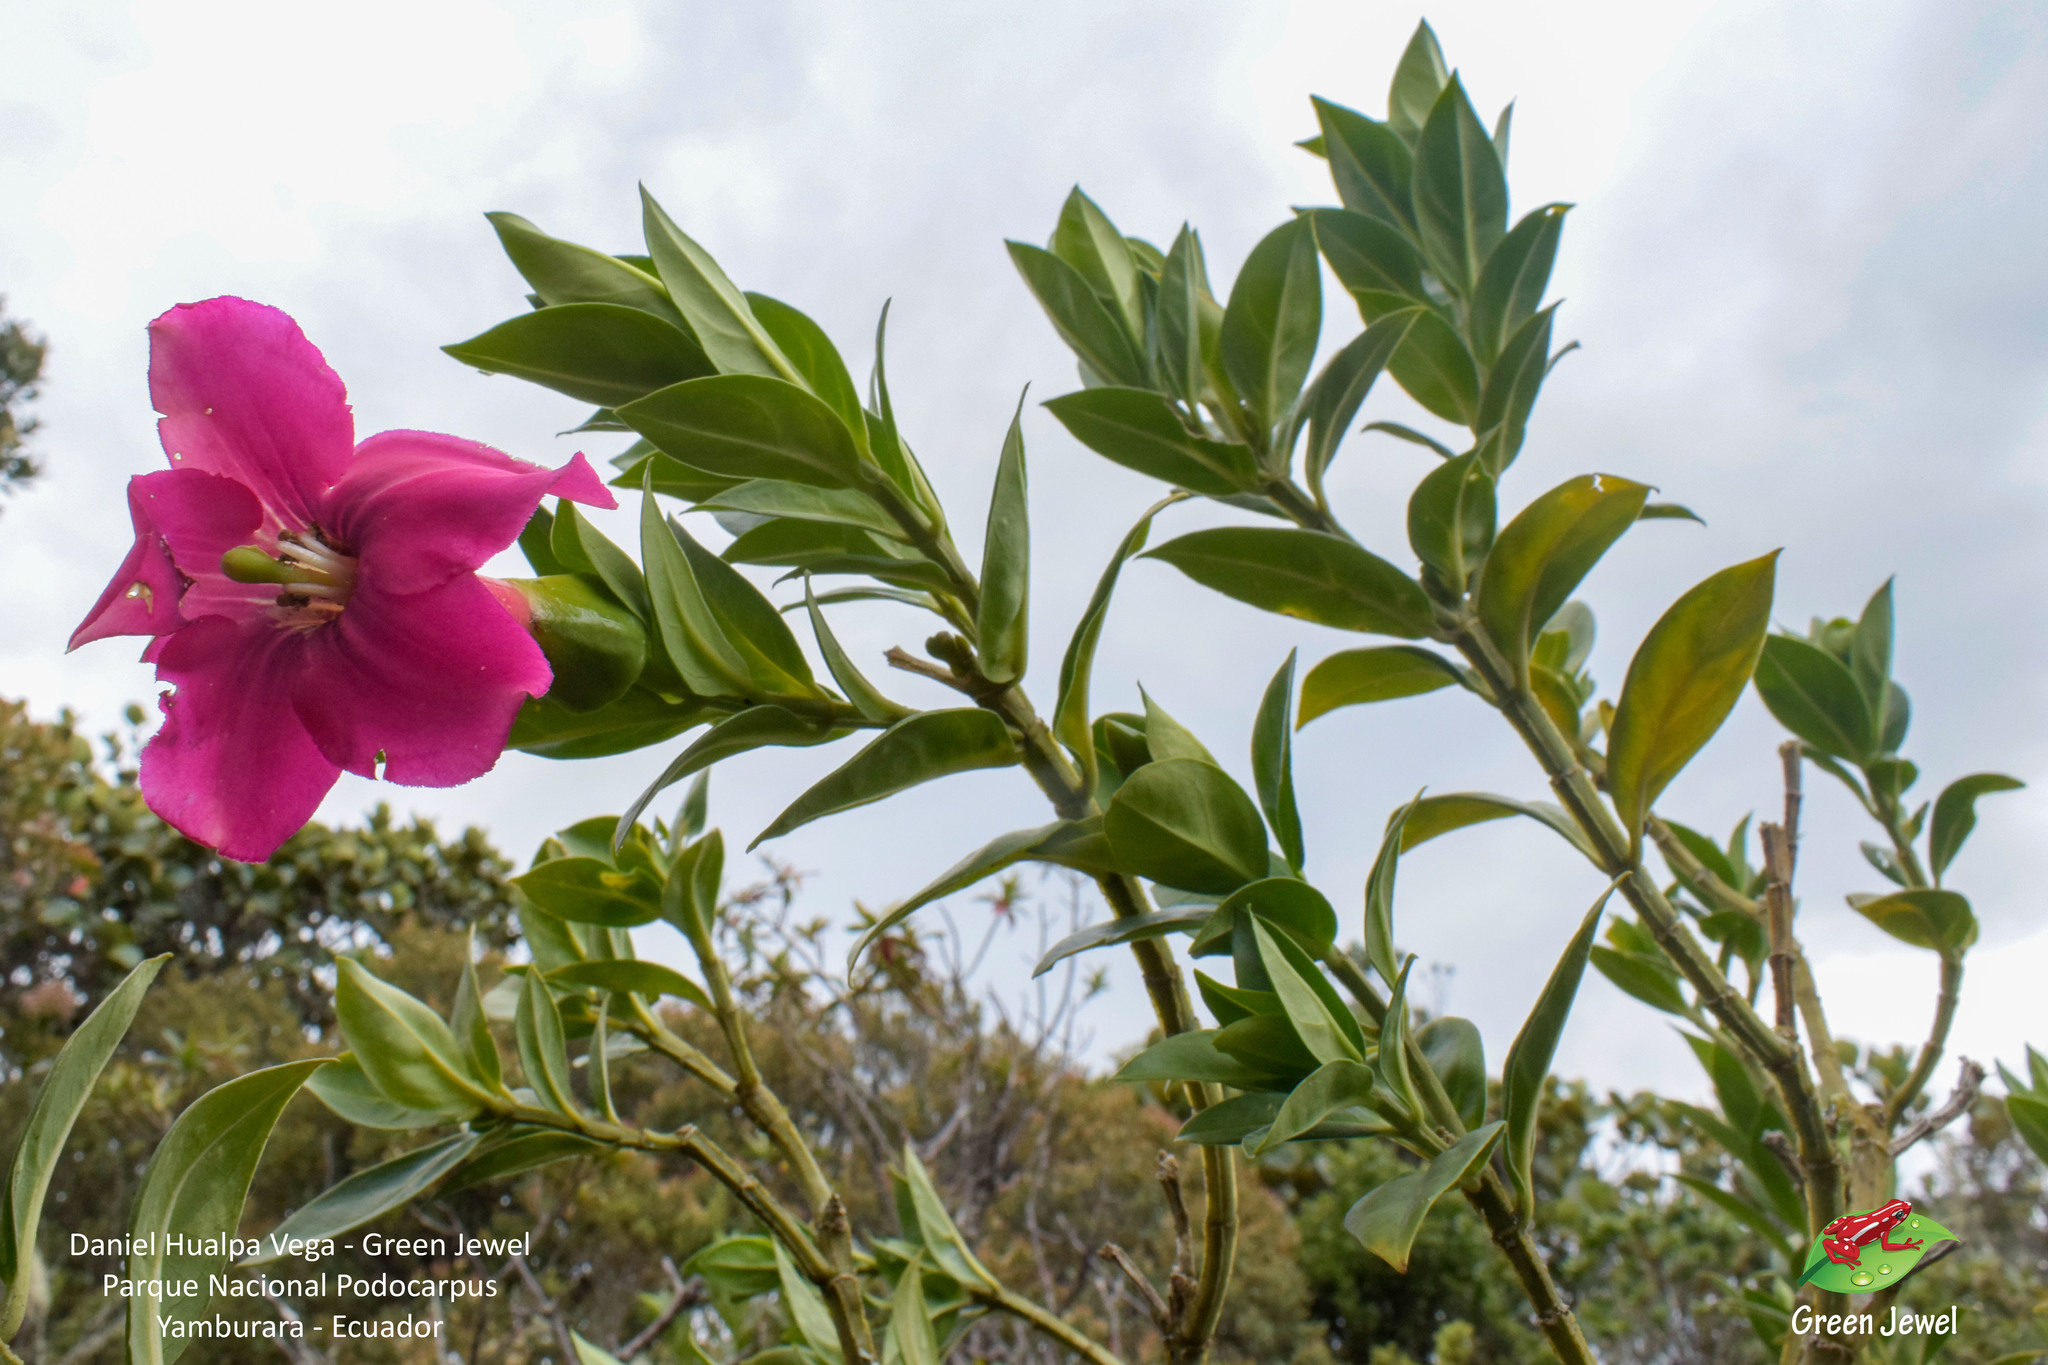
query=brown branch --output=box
[616,1257,702,1361]
[1890,1058,1985,1157]
[1157,1151,1196,1326]
[509,1251,581,1365]
[1096,1244,1172,1335]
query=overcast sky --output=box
[5,0,2045,1108]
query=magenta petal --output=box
[149,298,354,526]
[141,616,341,862]
[293,573,550,787]
[324,437,617,595]
[70,478,191,649]
[130,467,276,624]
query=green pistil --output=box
[221,545,328,585]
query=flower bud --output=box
[497,576,648,713]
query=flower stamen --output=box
[221,527,359,631]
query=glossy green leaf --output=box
[1256,1060,1379,1153]
[513,857,663,927]
[1221,217,1322,434]
[770,1237,843,1360]
[1312,97,1414,230]
[1417,1016,1487,1131]
[611,448,743,504]
[614,706,840,847]
[1044,387,1256,497]
[1753,634,1874,761]
[886,1261,942,1365]
[1299,647,1465,725]
[334,959,493,1118]
[573,1333,631,1365]
[1407,450,1496,587]
[1050,187,1144,338]
[1115,1030,1275,1088]
[1365,797,1420,987]
[242,1132,481,1266]
[1252,915,1365,1065]
[1252,652,1306,870]
[977,394,1031,684]
[1388,309,1481,425]
[669,514,820,696]
[1362,421,1456,458]
[640,484,750,696]
[1193,879,1338,963]
[506,575,648,714]
[1395,791,1594,860]
[443,302,713,408]
[701,479,900,538]
[447,936,499,1094]
[1590,946,1690,1017]
[1146,527,1433,638]
[1154,227,1210,403]
[1850,579,1894,714]
[1847,889,1978,954]
[1607,554,1778,843]
[1414,76,1508,297]
[486,213,685,326]
[1343,1122,1505,1272]
[1216,1011,1321,1078]
[1470,205,1569,365]
[899,1145,998,1290]
[1474,304,1557,474]
[802,582,912,724]
[1930,773,2025,884]
[1503,889,1610,1217]
[550,501,651,620]
[1178,1092,1285,1146]
[124,1060,330,1365]
[1386,21,1450,142]
[516,972,579,1116]
[621,373,864,489]
[848,817,1116,972]
[1032,904,1213,978]
[1141,687,1217,765]
[744,291,867,448]
[2007,1093,2048,1168]
[549,960,710,1009]
[303,1055,448,1131]
[753,709,1018,848]
[640,188,796,381]
[1671,1175,1793,1264]
[1374,957,1419,1119]
[1106,757,1269,894]
[1477,473,1650,676]
[1309,210,1424,315]
[1300,310,1416,508]
[0,955,164,1334]
[1639,502,1705,524]
[1055,495,1186,789]
[1007,241,1147,386]
[684,1234,780,1299]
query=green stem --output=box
[1887,953,1962,1128]
[970,1283,1127,1365]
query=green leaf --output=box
[1477,473,1651,677]
[520,506,569,575]
[513,856,662,928]
[241,1132,481,1265]
[506,575,648,714]
[573,1333,631,1365]
[1375,957,1419,1119]
[335,959,493,1117]
[1216,1012,1320,1079]
[977,393,1031,684]
[752,709,1018,848]
[1220,218,1322,434]
[549,960,711,1009]
[303,1055,448,1131]
[1470,205,1569,365]
[1929,773,2024,884]
[1141,688,1217,765]
[848,817,1115,972]
[1607,554,1778,844]
[1386,21,1450,142]
[1007,241,1146,386]
[1154,227,1211,403]
[1414,76,1508,297]
[447,1129,603,1195]
[1407,450,1496,588]
[1178,1091,1286,1145]
[1032,905,1213,978]
[486,213,686,326]
[1195,970,1276,1027]
[1146,527,1433,638]
[886,1261,942,1365]
[1847,889,1978,955]
[614,706,840,846]
[1256,1060,1380,1153]
[1795,1209,1960,1294]
[640,485,751,696]
[770,1237,843,1360]
[1055,495,1186,790]
[1106,757,1270,894]
[0,955,164,1333]
[1191,879,1338,964]
[550,501,652,620]
[1591,946,1691,1017]
[899,1145,998,1290]
[1299,647,1465,725]
[744,292,868,448]
[1252,652,1306,870]
[611,448,743,504]
[1850,579,1894,713]
[1312,98,1414,230]
[701,479,901,538]
[1043,387,1256,497]
[1309,210,1424,316]
[1300,310,1416,508]
[1050,187,1145,339]
[123,1060,330,1365]
[1753,634,1876,762]
[1365,796,1420,987]
[621,373,865,489]
[640,188,797,382]
[1116,1030,1276,1088]
[1252,915,1366,1065]
[1344,1120,1504,1272]
[668,514,819,697]
[1671,1175,1793,1264]
[800,582,912,725]
[443,303,714,408]
[1362,421,1456,458]
[2008,1092,2048,1167]
[1388,309,1481,425]
[1639,502,1705,524]
[1395,791,1596,861]
[1473,304,1557,474]
[1503,889,1611,1217]
[1417,1016,1487,1131]
[517,972,580,1116]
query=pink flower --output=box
[71,297,615,862]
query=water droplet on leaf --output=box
[1851,1271,1874,1286]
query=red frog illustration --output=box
[1818,1199,1922,1266]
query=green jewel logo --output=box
[1794,1199,1958,1293]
